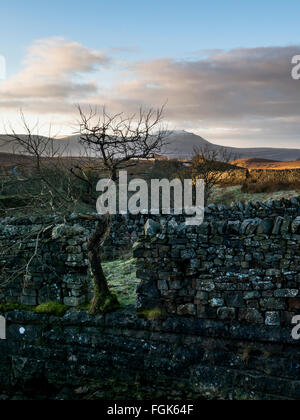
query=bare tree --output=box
[77,105,168,180]
[76,105,168,314]
[6,110,65,172]
[192,146,237,205]
[1,112,78,216]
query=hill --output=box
[232,158,300,170]
[0,152,35,167]
[60,131,300,161]
[2,131,300,162]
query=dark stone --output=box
[225,292,245,308]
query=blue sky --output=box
[2,0,300,75]
[1,0,300,147]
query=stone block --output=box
[239,308,264,324]
[64,296,86,307]
[177,304,196,316]
[265,312,280,326]
[217,307,236,321]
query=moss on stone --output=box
[76,302,92,311]
[34,302,68,317]
[0,303,36,313]
[138,307,167,321]
[98,293,121,313]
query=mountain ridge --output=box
[1,131,300,162]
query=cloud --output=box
[92,46,300,146]
[106,46,300,120]
[0,38,109,102]
[1,41,300,146]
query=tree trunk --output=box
[85,215,120,315]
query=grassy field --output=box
[1,151,300,217]
[209,185,299,206]
[103,258,139,307]
[232,158,300,170]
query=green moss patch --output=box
[34,302,68,317]
[0,303,35,313]
[138,308,167,321]
[99,293,121,313]
[76,303,92,311]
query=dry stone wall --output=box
[0,308,300,400]
[1,197,300,399]
[0,218,92,306]
[134,197,300,330]
[2,195,300,313]
[0,213,178,306]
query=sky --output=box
[0,0,300,148]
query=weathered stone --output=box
[281,218,291,234]
[196,280,215,292]
[239,308,264,324]
[144,219,161,237]
[64,296,86,307]
[209,298,224,308]
[20,296,37,306]
[266,269,281,277]
[256,219,274,234]
[274,289,298,298]
[272,217,284,235]
[291,217,300,234]
[217,307,236,321]
[52,224,86,239]
[260,298,286,311]
[243,291,261,300]
[177,304,196,316]
[265,312,280,326]
[157,279,168,292]
[225,292,245,308]
[226,220,241,234]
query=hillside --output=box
[2,131,300,162]
[232,158,300,170]
[0,152,35,167]
[159,132,300,161]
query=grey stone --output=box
[196,280,215,292]
[239,308,264,324]
[144,219,161,237]
[225,292,245,308]
[177,304,196,316]
[209,298,224,308]
[265,312,280,326]
[217,307,236,321]
[274,289,298,298]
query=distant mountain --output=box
[160,131,300,161]
[1,131,300,162]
